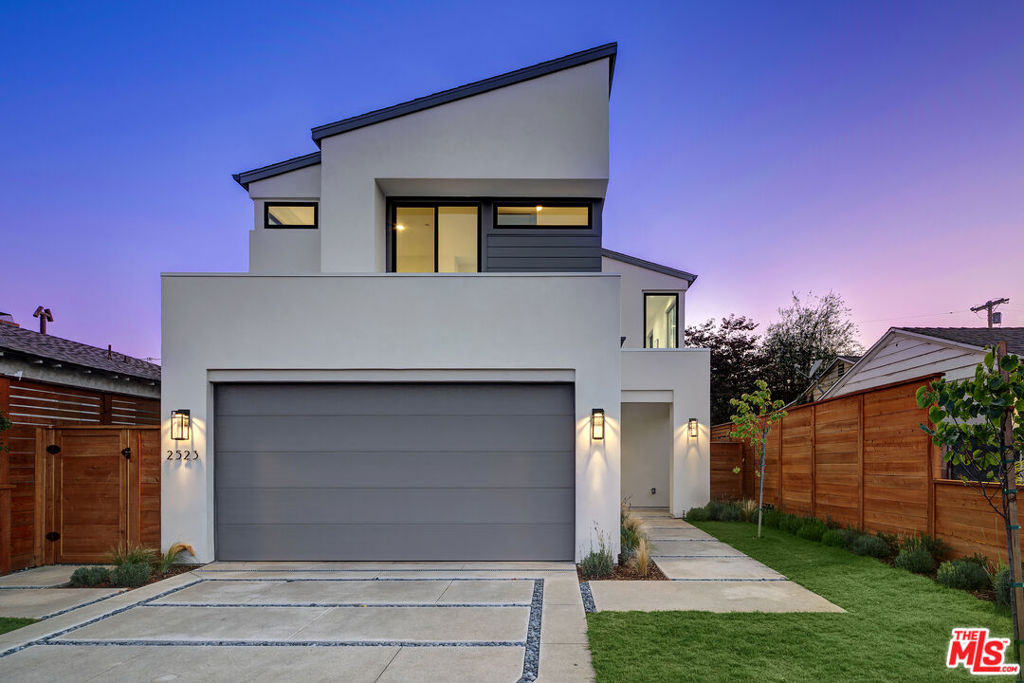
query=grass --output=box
[0,617,36,635]
[586,521,1013,682]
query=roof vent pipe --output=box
[32,307,53,334]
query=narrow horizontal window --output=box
[496,204,590,228]
[265,202,317,228]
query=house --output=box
[824,327,1024,398]
[161,43,711,563]
[797,354,861,403]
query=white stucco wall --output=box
[621,349,710,516]
[161,272,622,562]
[620,402,671,507]
[247,164,322,273]
[601,256,689,348]
[319,58,611,273]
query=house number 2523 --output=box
[167,450,200,461]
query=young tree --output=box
[760,291,862,404]
[686,315,764,424]
[917,343,1024,664]
[729,380,787,537]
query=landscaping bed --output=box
[577,560,667,582]
[66,563,202,590]
[586,521,1012,682]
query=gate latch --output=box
[45,532,60,542]
[121,447,131,460]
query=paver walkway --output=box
[0,566,123,620]
[587,508,843,613]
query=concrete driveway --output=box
[0,562,592,682]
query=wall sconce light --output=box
[592,408,605,440]
[688,417,699,438]
[171,409,191,441]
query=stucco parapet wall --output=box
[161,272,619,278]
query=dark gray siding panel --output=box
[214,382,575,561]
[487,256,602,271]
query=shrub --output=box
[628,537,652,578]
[838,528,862,548]
[158,542,196,574]
[899,534,952,565]
[686,506,711,522]
[719,503,743,522]
[877,532,901,558]
[821,529,845,547]
[706,501,728,521]
[994,567,1012,606]
[850,534,890,558]
[780,514,805,535]
[111,561,151,588]
[739,499,759,523]
[106,544,156,567]
[894,547,935,574]
[760,509,782,529]
[70,566,110,587]
[796,520,827,542]
[936,560,991,591]
[960,553,991,569]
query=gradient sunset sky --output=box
[1,1,1021,361]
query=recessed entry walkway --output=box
[0,562,593,683]
[587,509,842,613]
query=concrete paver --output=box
[0,587,122,619]
[377,647,525,683]
[0,566,87,588]
[589,578,844,612]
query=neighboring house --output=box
[0,313,160,425]
[161,43,711,563]
[798,354,861,403]
[824,327,1024,398]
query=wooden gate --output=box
[36,426,160,564]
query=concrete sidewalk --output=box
[588,509,842,613]
[0,566,123,620]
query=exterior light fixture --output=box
[395,223,406,231]
[591,408,605,440]
[688,417,698,438]
[535,205,543,212]
[171,410,191,441]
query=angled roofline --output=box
[232,151,321,190]
[601,248,697,284]
[310,42,618,145]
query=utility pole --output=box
[970,298,1009,328]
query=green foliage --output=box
[0,409,11,455]
[894,547,935,574]
[760,509,782,529]
[738,499,760,522]
[106,544,156,567]
[796,519,827,542]
[780,514,805,535]
[899,534,952,565]
[960,553,992,569]
[705,501,727,520]
[719,503,743,522]
[995,567,1012,606]
[936,559,990,591]
[838,528,862,548]
[69,566,110,587]
[850,534,890,558]
[111,561,151,588]
[729,380,787,452]
[917,348,1023,479]
[685,506,711,522]
[685,315,765,424]
[821,529,845,547]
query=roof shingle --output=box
[899,327,1024,355]
[0,325,160,382]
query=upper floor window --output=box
[644,293,678,349]
[393,203,479,273]
[496,204,590,228]
[265,202,317,229]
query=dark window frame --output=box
[643,292,680,349]
[494,201,592,230]
[264,201,318,229]
[388,199,482,273]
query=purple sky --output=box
[2,1,1021,361]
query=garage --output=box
[213,382,575,561]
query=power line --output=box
[970,298,1010,328]
[856,309,966,325]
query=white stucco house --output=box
[824,326,1024,397]
[161,43,711,563]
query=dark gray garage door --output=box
[214,382,575,561]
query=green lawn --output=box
[586,521,1013,682]
[0,617,36,635]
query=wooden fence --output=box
[711,374,1023,565]
[0,377,160,572]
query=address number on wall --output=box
[167,450,200,461]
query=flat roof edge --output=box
[310,43,617,144]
